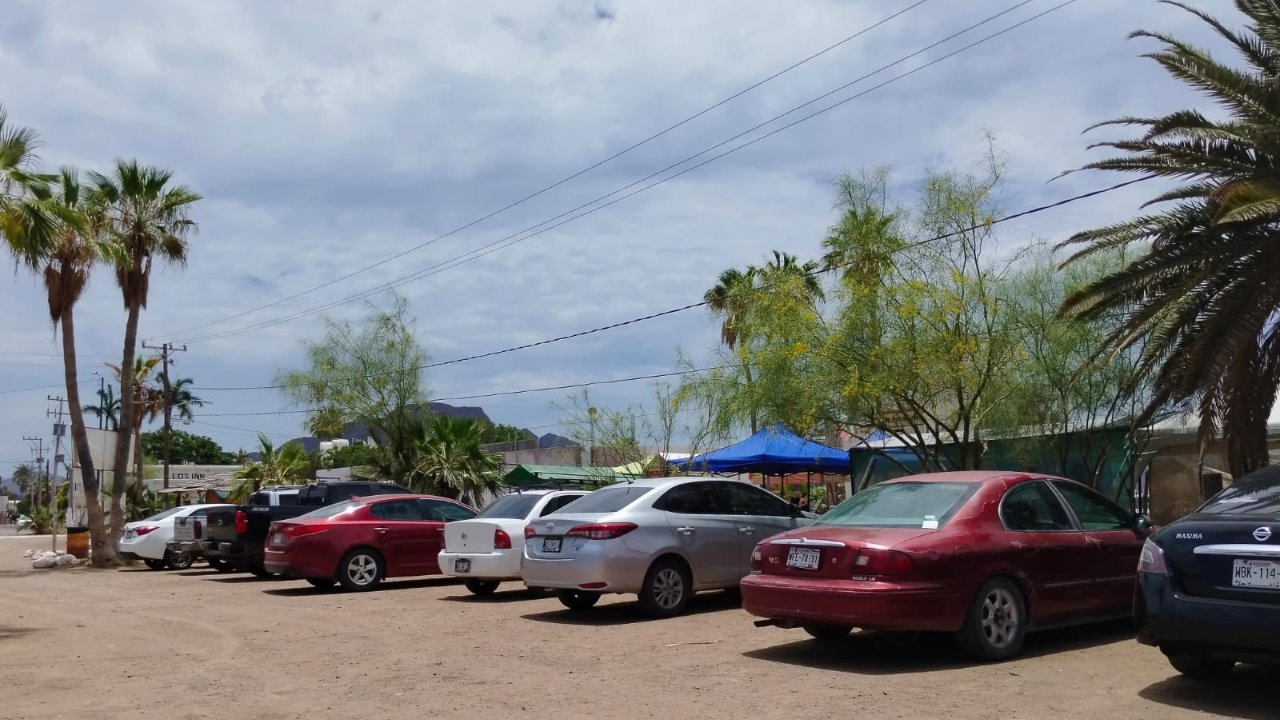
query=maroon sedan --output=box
[263,494,476,591]
[741,471,1151,660]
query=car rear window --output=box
[296,500,358,519]
[1200,474,1280,516]
[552,485,653,515]
[142,507,185,522]
[476,494,543,519]
[818,482,978,529]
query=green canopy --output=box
[503,464,633,488]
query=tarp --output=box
[669,423,851,475]
[503,464,634,488]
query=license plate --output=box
[543,537,562,553]
[786,547,821,570]
[1232,559,1280,589]
[124,530,134,540]
[270,533,285,547]
[454,559,471,573]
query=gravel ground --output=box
[0,537,1272,720]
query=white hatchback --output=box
[439,490,589,595]
[119,504,223,570]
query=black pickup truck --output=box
[203,480,411,576]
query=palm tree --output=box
[411,416,502,506]
[1059,0,1280,478]
[85,384,121,431]
[703,267,758,349]
[168,377,204,422]
[758,250,825,306]
[90,159,200,541]
[229,435,311,502]
[4,168,123,564]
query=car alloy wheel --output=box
[980,586,1020,650]
[348,555,378,586]
[639,558,692,617]
[652,568,685,610]
[167,551,194,570]
[338,550,384,591]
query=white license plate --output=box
[786,547,821,570]
[543,537,562,553]
[270,532,285,546]
[124,530,135,540]
[1232,559,1280,589]
[454,559,471,573]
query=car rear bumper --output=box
[439,550,521,580]
[521,552,647,593]
[263,551,332,579]
[740,573,963,631]
[1136,571,1280,662]
[167,540,203,555]
[118,537,166,561]
[203,538,246,559]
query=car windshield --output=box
[142,507,185,522]
[476,493,543,519]
[552,485,653,514]
[1199,475,1280,516]
[296,500,359,519]
[818,482,979,529]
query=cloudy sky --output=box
[0,0,1218,475]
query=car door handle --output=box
[676,526,697,535]
[739,527,755,535]
[374,527,388,534]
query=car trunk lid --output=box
[523,513,614,560]
[445,519,523,553]
[1164,517,1280,604]
[755,526,936,580]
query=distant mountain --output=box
[538,433,578,449]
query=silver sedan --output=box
[522,477,813,617]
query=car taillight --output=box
[1138,538,1168,574]
[524,525,536,539]
[133,526,158,536]
[852,548,914,576]
[192,520,202,537]
[234,511,247,534]
[566,522,638,540]
[750,545,763,573]
[284,524,328,538]
[494,528,512,549]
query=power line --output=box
[162,0,932,339]
[182,0,1059,344]
[191,175,1144,394]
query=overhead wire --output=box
[182,0,1061,344]
[161,0,932,339]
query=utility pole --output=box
[47,396,67,553]
[22,435,45,538]
[143,341,186,490]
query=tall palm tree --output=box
[85,383,121,431]
[703,267,758,349]
[168,377,204,421]
[5,168,123,564]
[759,250,825,306]
[229,435,311,502]
[1059,0,1280,478]
[90,160,200,541]
[411,416,502,506]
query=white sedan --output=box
[119,504,222,570]
[439,489,589,595]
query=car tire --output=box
[208,558,233,573]
[143,558,167,571]
[465,579,500,597]
[306,578,336,590]
[337,549,384,592]
[247,562,274,579]
[804,624,853,642]
[958,577,1027,661]
[556,589,601,611]
[638,558,692,618]
[1166,651,1235,679]
[166,550,194,570]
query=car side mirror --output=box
[1134,514,1152,534]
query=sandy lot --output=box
[0,535,1271,720]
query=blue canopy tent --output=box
[669,424,850,501]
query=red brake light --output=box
[524,525,536,539]
[566,522,638,540]
[234,511,247,534]
[133,526,158,536]
[852,548,914,576]
[1138,538,1168,574]
[750,544,763,573]
[284,524,328,538]
[494,528,512,549]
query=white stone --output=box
[31,555,56,568]
[55,554,75,567]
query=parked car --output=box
[439,489,589,595]
[1135,465,1280,677]
[170,503,236,570]
[522,477,812,617]
[740,471,1151,660]
[202,480,409,577]
[263,494,477,591]
[120,504,228,570]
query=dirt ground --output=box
[0,535,1271,720]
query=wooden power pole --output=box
[143,341,186,490]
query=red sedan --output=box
[741,471,1151,660]
[263,494,477,591]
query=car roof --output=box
[353,493,456,504]
[883,470,1044,484]
[599,476,750,491]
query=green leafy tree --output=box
[318,443,378,470]
[1059,0,1280,477]
[91,159,200,544]
[229,435,311,502]
[140,430,234,465]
